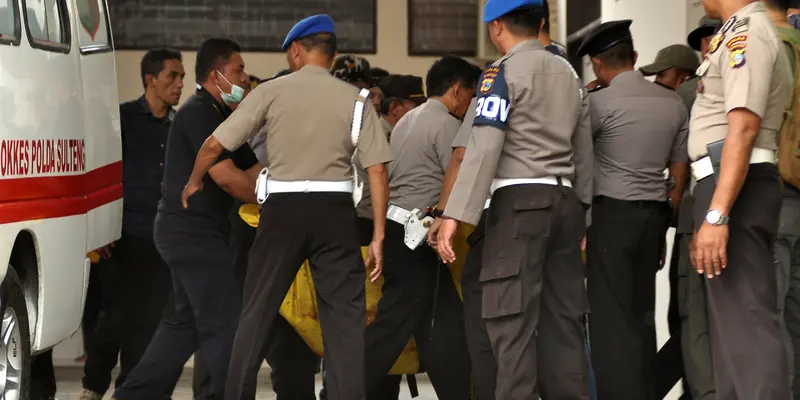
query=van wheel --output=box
[0,268,30,400]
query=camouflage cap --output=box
[639,44,700,76]
[330,55,373,85]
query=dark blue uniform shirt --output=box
[156,87,258,240]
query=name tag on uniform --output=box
[474,64,511,130]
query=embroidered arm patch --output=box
[473,64,511,130]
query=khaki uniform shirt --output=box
[388,99,460,211]
[444,39,593,225]
[355,116,395,219]
[688,2,792,161]
[212,65,393,181]
[590,71,689,202]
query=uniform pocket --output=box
[479,257,523,319]
[512,194,553,238]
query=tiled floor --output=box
[51,367,438,400]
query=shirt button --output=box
[159,162,163,167]
[161,144,165,148]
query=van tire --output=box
[1,267,31,400]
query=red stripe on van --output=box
[0,161,123,224]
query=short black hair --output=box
[498,5,546,38]
[792,0,800,8]
[140,48,182,88]
[595,42,636,69]
[765,0,791,11]
[298,33,337,59]
[426,56,482,98]
[195,38,242,83]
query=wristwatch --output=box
[705,209,730,226]
[431,207,445,218]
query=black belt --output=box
[593,195,668,210]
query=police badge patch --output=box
[730,49,746,68]
[726,35,747,51]
[480,67,500,94]
[709,34,723,54]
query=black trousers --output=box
[350,217,403,400]
[226,193,367,400]
[587,195,669,400]
[114,221,241,400]
[364,220,471,400]
[30,350,56,400]
[776,186,800,399]
[483,183,587,400]
[462,214,498,400]
[193,208,321,400]
[692,164,789,399]
[83,234,179,397]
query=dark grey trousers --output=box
[692,163,789,399]
[483,183,588,400]
[776,186,800,399]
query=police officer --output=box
[363,56,478,400]
[436,1,593,398]
[679,16,722,111]
[638,42,701,398]
[690,1,792,398]
[112,38,261,400]
[331,54,382,113]
[181,15,393,400]
[640,44,701,90]
[577,20,689,399]
[668,16,721,400]
[376,74,426,139]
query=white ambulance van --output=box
[0,0,121,395]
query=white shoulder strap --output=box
[351,88,371,206]
[351,88,371,146]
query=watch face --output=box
[706,210,721,224]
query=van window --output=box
[24,0,69,47]
[0,0,19,42]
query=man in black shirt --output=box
[112,38,260,400]
[81,48,186,400]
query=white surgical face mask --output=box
[215,70,245,105]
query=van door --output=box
[72,0,122,252]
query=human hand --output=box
[435,218,459,263]
[94,242,115,259]
[365,239,384,282]
[181,179,203,209]
[691,223,729,279]
[427,218,443,249]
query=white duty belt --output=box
[254,168,353,204]
[490,177,572,195]
[350,88,371,207]
[254,88,371,206]
[691,147,776,182]
[386,204,434,250]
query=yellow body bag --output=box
[239,204,473,375]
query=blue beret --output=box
[483,0,543,23]
[281,14,336,51]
